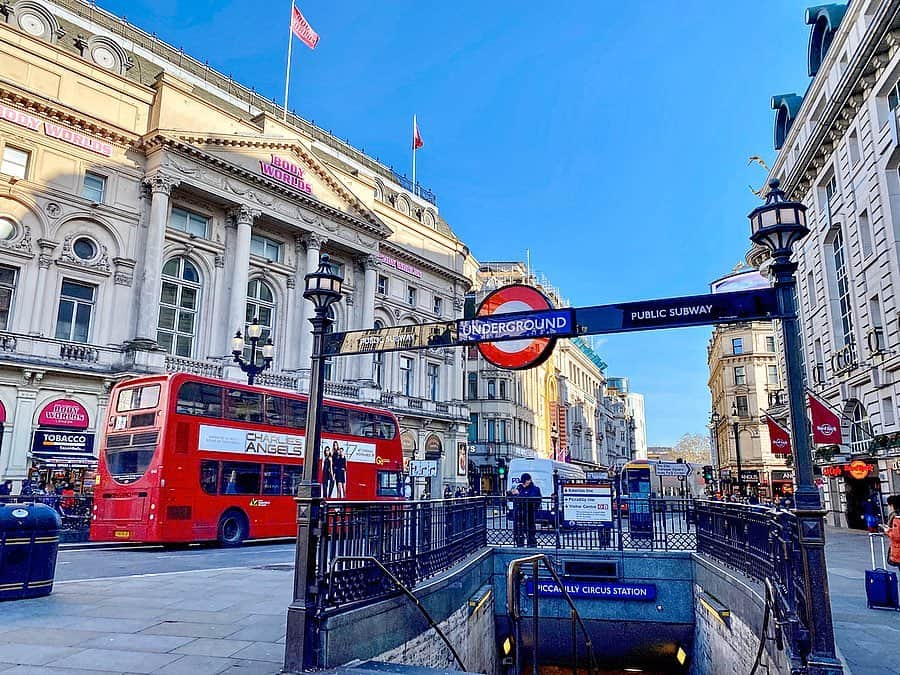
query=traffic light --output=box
[702,465,714,483]
[497,458,507,478]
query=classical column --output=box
[297,233,326,374]
[225,205,257,353]
[135,174,179,345]
[29,239,56,335]
[354,254,380,382]
[6,387,37,480]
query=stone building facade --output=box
[760,0,900,525]
[0,0,470,491]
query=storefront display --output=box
[29,399,96,494]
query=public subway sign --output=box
[259,155,313,195]
[525,579,657,601]
[38,399,89,430]
[0,103,113,156]
[198,425,377,464]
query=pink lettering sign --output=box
[38,399,89,430]
[0,103,42,132]
[43,123,113,157]
[378,253,422,278]
[260,155,313,194]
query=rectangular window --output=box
[734,366,746,385]
[487,419,496,442]
[859,210,873,258]
[377,275,388,295]
[200,460,218,495]
[221,461,261,495]
[883,396,896,427]
[262,465,282,495]
[224,388,264,423]
[731,338,743,355]
[890,80,900,111]
[806,272,817,310]
[250,234,282,262]
[487,380,496,399]
[499,380,507,400]
[765,336,776,352]
[82,172,106,202]
[373,352,384,388]
[0,265,16,331]
[735,395,750,418]
[282,465,303,496]
[427,363,440,401]
[176,382,224,417]
[767,365,779,385]
[467,372,478,400]
[825,174,837,202]
[54,280,95,343]
[400,356,414,395]
[169,206,209,238]
[848,129,861,167]
[0,146,28,180]
[832,228,855,347]
[407,286,417,306]
[116,385,161,413]
[433,296,442,315]
[322,405,350,435]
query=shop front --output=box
[770,470,794,499]
[424,434,442,497]
[822,460,880,530]
[28,399,96,495]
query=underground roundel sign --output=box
[476,285,558,370]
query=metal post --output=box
[247,337,259,386]
[284,308,330,672]
[733,421,745,498]
[772,258,842,675]
[531,560,539,675]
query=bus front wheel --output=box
[217,510,248,547]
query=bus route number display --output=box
[561,483,613,525]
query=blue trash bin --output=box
[0,502,61,600]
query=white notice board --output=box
[561,483,613,524]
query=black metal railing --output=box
[0,495,93,542]
[320,498,486,610]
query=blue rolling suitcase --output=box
[866,533,900,611]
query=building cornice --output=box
[773,2,900,196]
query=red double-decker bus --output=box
[90,373,404,546]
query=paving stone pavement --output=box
[0,565,291,674]
[825,525,900,675]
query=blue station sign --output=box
[525,579,657,601]
[458,308,574,342]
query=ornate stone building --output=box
[0,0,470,491]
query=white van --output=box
[506,458,585,496]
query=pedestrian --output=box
[864,494,880,533]
[322,445,335,499]
[508,473,542,548]
[332,446,347,499]
[443,485,452,500]
[882,496,900,567]
[0,480,11,497]
[18,479,33,497]
[454,487,463,498]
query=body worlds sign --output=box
[259,155,313,195]
[0,103,112,156]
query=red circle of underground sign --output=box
[476,284,558,370]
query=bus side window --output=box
[265,396,285,426]
[322,405,349,435]
[282,465,303,495]
[262,465,281,495]
[221,461,262,495]
[377,414,397,440]
[200,460,219,495]
[225,389,264,423]
[284,399,308,430]
[177,382,224,417]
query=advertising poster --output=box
[458,442,468,475]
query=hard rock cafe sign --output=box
[822,460,875,480]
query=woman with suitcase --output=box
[882,495,900,567]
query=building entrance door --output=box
[843,474,879,530]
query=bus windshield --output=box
[105,430,159,484]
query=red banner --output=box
[765,415,792,455]
[291,4,320,49]
[808,393,842,445]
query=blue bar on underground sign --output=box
[458,309,574,342]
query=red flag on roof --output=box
[808,392,842,445]
[291,4,320,49]
[765,415,792,455]
[413,116,424,150]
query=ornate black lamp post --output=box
[284,254,343,673]
[231,317,274,386]
[710,410,721,492]
[749,178,842,675]
[731,401,745,498]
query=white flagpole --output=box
[283,1,294,121]
[411,115,417,190]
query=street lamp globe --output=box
[231,331,245,356]
[246,317,263,341]
[748,178,809,259]
[304,254,343,310]
[262,339,275,361]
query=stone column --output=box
[29,240,57,335]
[225,205,257,353]
[354,254,379,382]
[135,174,179,345]
[297,233,326,375]
[6,387,37,480]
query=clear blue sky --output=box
[101,0,813,445]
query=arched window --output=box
[245,278,275,359]
[372,320,385,387]
[847,400,871,455]
[158,257,201,357]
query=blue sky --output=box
[100,0,814,445]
